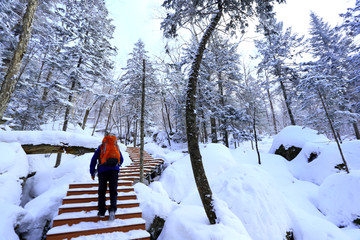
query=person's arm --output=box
[120,151,124,166]
[90,146,100,177]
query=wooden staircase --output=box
[46,147,165,240]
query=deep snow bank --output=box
[0,142,29,239]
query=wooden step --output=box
[67,186,134,196]
[47,218,148,240]
[53,208,143,227]
[119,176,140,182]
[69,181,132,189]
[62,193,137,204]
[59,200,140,214]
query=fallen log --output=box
[22,144,96,155]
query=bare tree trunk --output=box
[253,108,261,165]
[0,0,38,119]
[133,119,138,147]
[266,87,278,134]
[92,100,107,136]
[161,99,172,147]
[353,122,360,140]
[104,99,116,134]
[217,72,229,147]
[279,80,296,125]
[202,116,208,143]
[81,99,98,130]
[125,116,131,146]
[139,59,146,183]
[318,90,349,173]
[185,2,222,225]
[210,117,217,143]
[164,101,173,134]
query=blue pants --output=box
[98,170,118,215]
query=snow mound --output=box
[212,164,293,240]
[134,182,178,229]
[0,142,29,205]
[158,205,251,240]
[318,171,360,227]
[289,141,360,184]
[269,126,329,153]
[159,143,236,203]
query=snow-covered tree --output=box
[120,39,157,146]
[0,0,38,119]
[298,12,353,173]
[340,0,360,139]
[161,0,285,225]
[255,17,304,126]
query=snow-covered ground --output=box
[1,125,360,239]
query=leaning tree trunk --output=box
[185,2,222,225]
[104,98,116,134]
[0,0,38,119]
[279,80,296,126]
[139,59,146,183]
[318,90,349,173]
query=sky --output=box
[105,0,356,74]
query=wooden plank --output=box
[58,202,139,214]
[62,194,137,204]
[47,223,147,240]
[22,144,96,155]
[52,212,142,227]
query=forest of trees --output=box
[0,0,359,146]
[1,0,359,227]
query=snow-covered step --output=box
[125,166,153,170]
[47,218,147,240]
[69,229,150,240]
[119,176,140,182]
[59,199,140,214]
[67,186,134,196]
[62,192,137,204]
[69,180,133,189]
[53,207,143,227]
[121,169,151,174]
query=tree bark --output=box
[104,98,116,134]
[161,99,172,147]
[318,90,349,173]
[279,80,296,125]
[185,2,222,225]
[139,59,146,183]
[266,78,278,134]
[0,0,38,119]
[253,108,261,165]
[210,117,217,143]
[92,100,107,136]
[133,119,138,147]
[217,72,229,147]
[353,122,360,140]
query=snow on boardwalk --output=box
[46,147,165,240]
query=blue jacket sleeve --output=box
[120,151,124,166]
[90,146,101,176]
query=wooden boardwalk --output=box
[46,147,165,240]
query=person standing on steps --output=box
[90,133,123,221]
